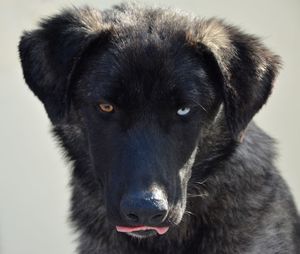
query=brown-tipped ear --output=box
[187,19,281,139]
[19,7,111,124]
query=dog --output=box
[19,3,300,254]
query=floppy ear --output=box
[19,7,110,123]
[187,19,281,139]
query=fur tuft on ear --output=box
[19,7,111,123]
[187,19,281,139]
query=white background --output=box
[0,0,299,253]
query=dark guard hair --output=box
[19,3,300,254]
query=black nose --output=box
[120,190,168,225]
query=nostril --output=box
[126,213,139,222]
[152,214,163,220]
[120,191,168,225]
[150,212,167,224]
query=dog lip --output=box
[116,225,169,235]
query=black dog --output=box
[19,3,300,253]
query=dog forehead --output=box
[82,35,204,105]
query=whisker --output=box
[187,192,209,198]
[167,217,177,226]
[194,177,209,185]
[198,103,208,113]
[190,99,208,113]
[184,210,196,217]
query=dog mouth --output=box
[116,226,169,238]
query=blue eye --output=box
[177,107,191,116]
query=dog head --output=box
[19,5,280,238]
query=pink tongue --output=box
[116,226,169,235]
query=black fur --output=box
[19,3,299,254]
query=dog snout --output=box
[120,190,168,226]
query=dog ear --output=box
[19,7,111,123]
[187,19,281,140]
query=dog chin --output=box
[126,230,158,239]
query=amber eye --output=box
[99,103,114,113]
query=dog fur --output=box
[19,3,300,254]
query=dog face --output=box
[71,36,222,232]
[19,5,280,238]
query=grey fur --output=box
[18,3,300,254]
